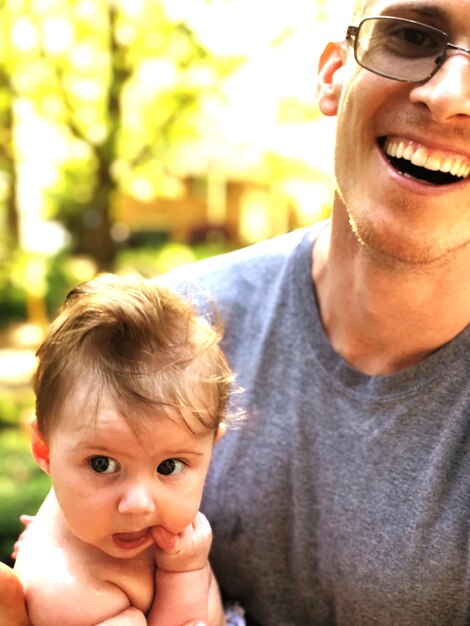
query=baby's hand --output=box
[151,512,212,573]
[11,515,35,560]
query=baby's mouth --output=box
[113,527,152,549]
[379,136,470,186]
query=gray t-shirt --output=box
[161,225,470,625]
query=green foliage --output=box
[0,388,34,428]
[45,251,97,316]
[0,273,27,325]
[115,238,232,277]
[116,243,190,278]
[0,0,336,329]
[1,0,244,271]
[0,427,50,566]
[0,249,96,326]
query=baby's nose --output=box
[117,482,156,515]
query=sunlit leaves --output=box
[1,0,337,268]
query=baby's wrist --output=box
[156,558,210,575]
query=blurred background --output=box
[0,0,346,565]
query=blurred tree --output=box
[0,71,17,250]
[5,0,241,270]
[0,0,18,252]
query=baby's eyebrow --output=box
[73,442,113,453]
[160,449,205,457]
[74,441,206,458]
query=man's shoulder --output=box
[157,225,316,298]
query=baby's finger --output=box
[192,511,211,533]
[151,525,181,553]
[191,512,213,547]
[11,516,35,559]
[19,515,34,528]
[192,511,206,527]
[11,540,21,560]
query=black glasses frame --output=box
[346,16,470,83]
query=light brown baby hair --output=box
[34,273,236,440]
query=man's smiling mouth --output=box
[379,137,470,186]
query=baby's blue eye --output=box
[157,459,185,476]
[89,456,119,474]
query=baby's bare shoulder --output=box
[24,568,134,626]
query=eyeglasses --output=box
[346,16,470,83]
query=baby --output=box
[14,273,236,626]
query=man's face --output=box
[318,0,470,265]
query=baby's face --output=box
[45,387,219,558]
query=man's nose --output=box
[410,52,470,121]
[117,482,156,515]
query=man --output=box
[2,0,469,623]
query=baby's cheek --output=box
[161,496,200,534]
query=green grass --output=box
[0,427,50,566]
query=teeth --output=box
[458,162,469,177]
[403,144,414,160]
[384,137,470,179]
[424,155,441,171]
[441,157,453,173]
[450,161,461,176]
[411,147,427,168]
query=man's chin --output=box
[349,218,466,269]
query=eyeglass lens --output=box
[355,18,448,82]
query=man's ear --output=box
[316,41,348,117]
[31,420,51,475]
[214,422,227,443]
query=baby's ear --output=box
[31,420,51,475]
